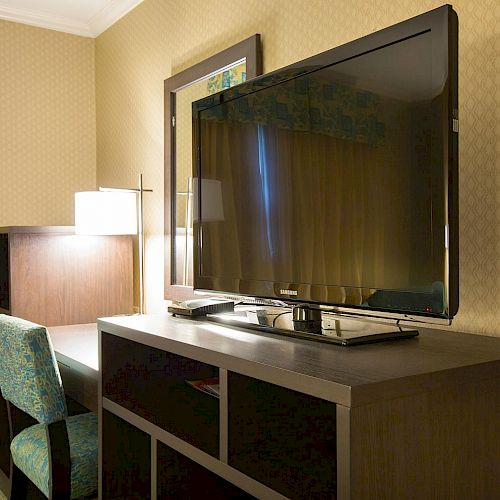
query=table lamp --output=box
[75,174,152,314]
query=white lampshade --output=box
[75,191,137,235]
[192,178,224,222]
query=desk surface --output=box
[48,323,98,371]
[48,315,500,408]
[48,323,98,412]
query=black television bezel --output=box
[192,5,459,324]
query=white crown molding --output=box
[0,0,144,38]
[88,0,144,37]
[0,4,93,37]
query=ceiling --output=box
[0,0,144,37]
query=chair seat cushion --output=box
[10,412,97,498]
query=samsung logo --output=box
[280,289,298,296]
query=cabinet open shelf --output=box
[228,372,337,498]
[102,333,219,457]
[101,332,337,498]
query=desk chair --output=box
[0,315,97,500]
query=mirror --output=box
[164,35,262,300]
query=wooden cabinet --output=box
[99,315,500,499]
[0,226,133,325]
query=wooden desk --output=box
[48,323,99,412]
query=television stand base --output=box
[206,306,418,346]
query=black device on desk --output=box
[168,298,235,317]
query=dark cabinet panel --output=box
[102,333,219,457]
[0,394,9,477]
[102,409,151,500]
[228,372,337,499]
[157,442,254,499]
[0,234,8,312]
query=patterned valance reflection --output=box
[206,61,247,95]
[199,70,386,145]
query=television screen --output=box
[193,5,458,323]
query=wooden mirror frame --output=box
[164,34,262,301]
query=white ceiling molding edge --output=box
[87,0,144,37]
[0,0,143,38]
[0,4,93,37]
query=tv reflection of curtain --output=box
[200,120,413,304]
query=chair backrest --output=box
[0,314,67,424]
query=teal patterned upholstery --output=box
[10,412,98,499]
[0,314,67,424]
[0,315,97,499]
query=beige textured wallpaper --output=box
[0,20,96,226]
[96,0,500,337]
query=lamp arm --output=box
[99,187,153,193]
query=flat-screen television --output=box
[192,5,458,327]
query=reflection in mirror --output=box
[164,34,262,300]
[175,61,247,285]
